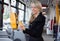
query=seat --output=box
[0,38,13,41]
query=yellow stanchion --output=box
[56,4,59,24]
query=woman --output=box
[20,1,45,41]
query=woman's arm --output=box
[23,18,45,37]
[19,21,25,30]
[20,16,45,37]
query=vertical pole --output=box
[0,0,4,30]
[23,4,26,24]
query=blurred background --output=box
[0,0,60,41]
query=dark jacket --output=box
[23,12,45,41]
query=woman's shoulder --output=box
[39,12,46,19]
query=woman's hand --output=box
[20,25,26,30]
[19,21,26,30]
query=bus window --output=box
[4,0,9,4]
[3,5,10,19]
[18,10,24,22]
[11,7,16,13]
[18,3,21,8]
[18,3,24,10]
[21,4,24,10]
[11,0,16,7]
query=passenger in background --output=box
[53,17,58,39]
[20,1,45,41]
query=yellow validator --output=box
[10,12,18,30]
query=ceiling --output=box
[19,0,57,13]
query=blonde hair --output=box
[29,14,35,23]
[29,1,42,23]
[31,0,42,12]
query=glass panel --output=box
[21,4,24,10]
[18,3,24,10]
[4,0,9,4]
[25,7,31,23]
[18,3,22,8]
[11,7,16,13]
[3,5,10,19]
[11,0,16,6]
[18,10,24,21]
[3,5,10,31]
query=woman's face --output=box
[31,3,40,15]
